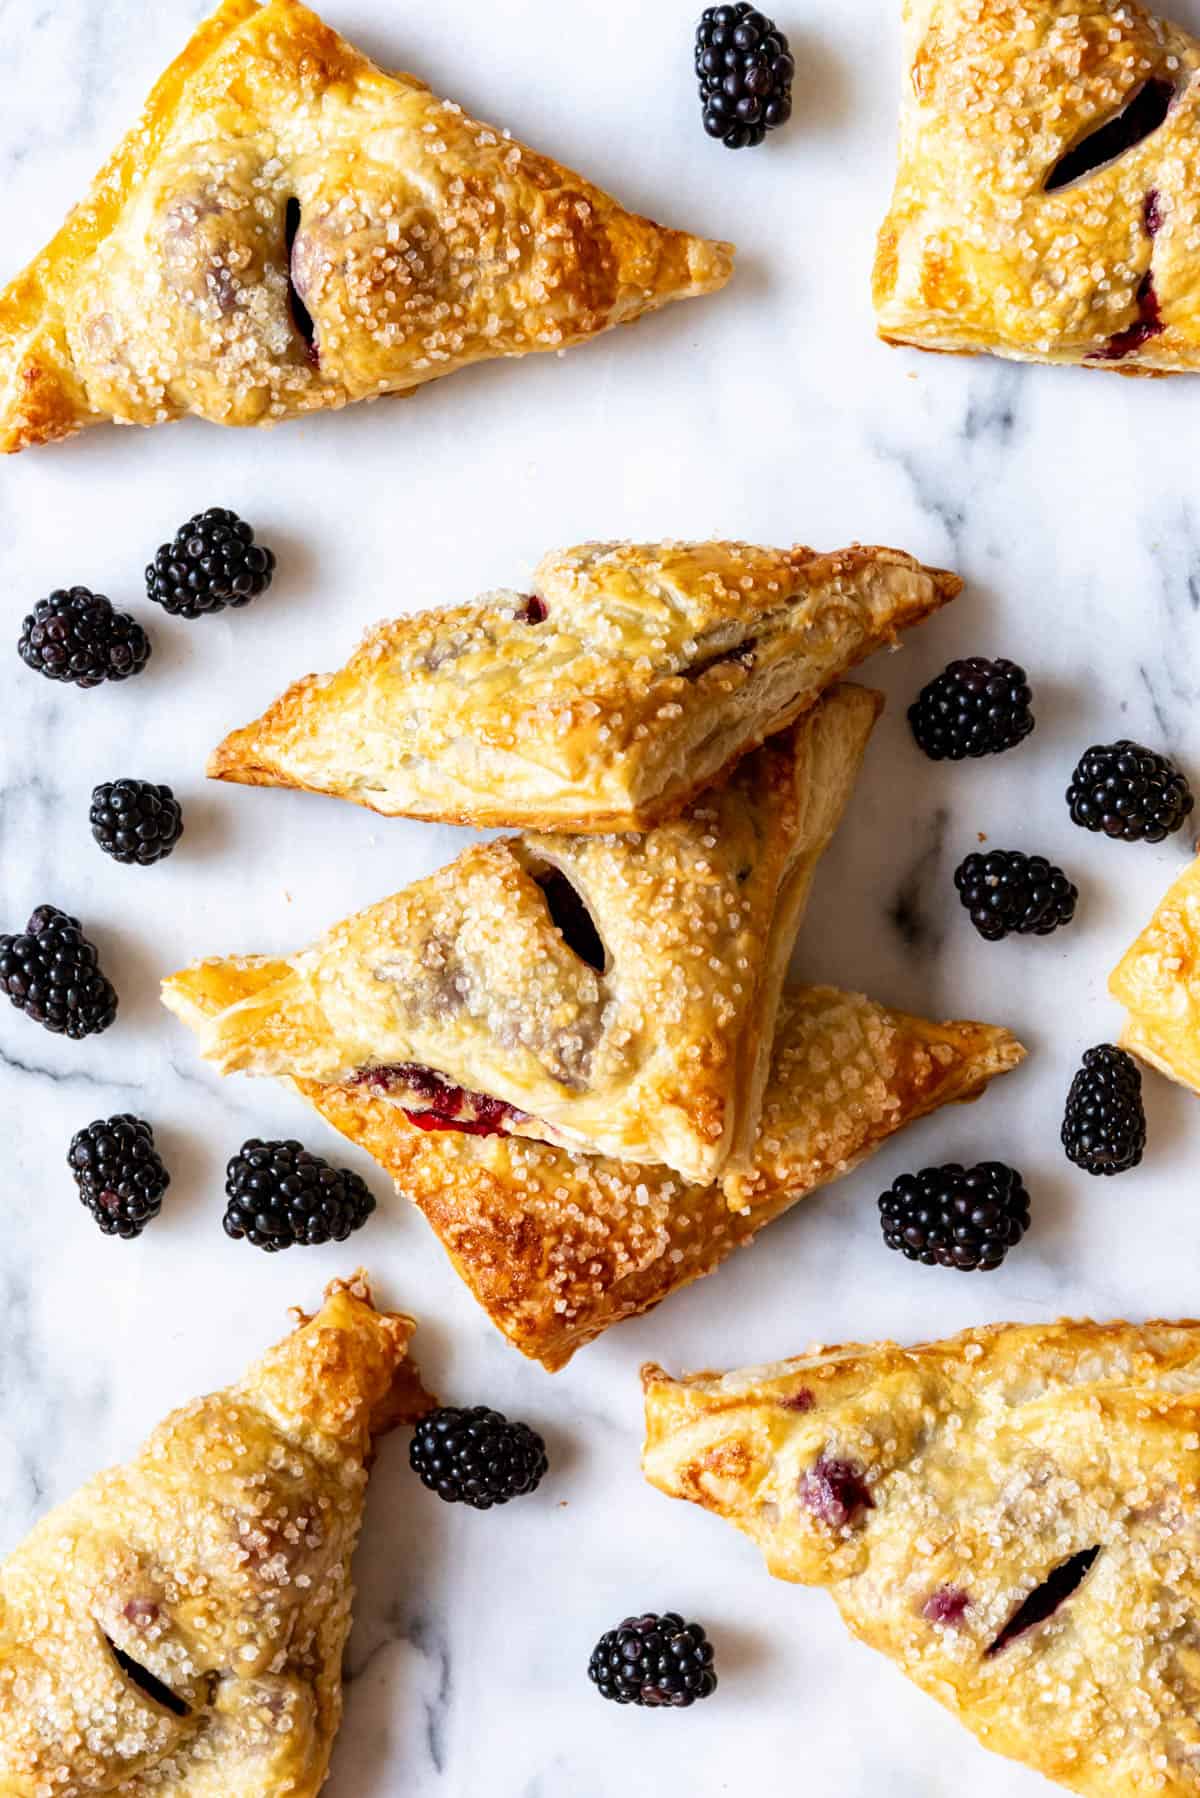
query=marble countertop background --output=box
[4,0,1200,1791]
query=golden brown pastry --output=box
[0,1273,431,1797]
[167,983,1022,1369]
[209,540,961,834]
[644,1317,1200,1796]
[1110,853,1200,1091]
[0,0,733,454]
[874,0,1200,373]
[166,685,881,1189]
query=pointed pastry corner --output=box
[254,1270,436,1451]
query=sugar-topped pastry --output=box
[287,988,1021,1368]
[0,1274,432,1796]
[1110,853,1200,1092]
[167,687,882,1190]
[0,0,733,453]
[875,0,1200,372]
[645,1316,1200,1795]
[209,540,961,833]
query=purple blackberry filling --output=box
[923,1587,970,1627]
[798,1456,873,1529]
[351,1063,528,1137]
[284,198,318,364]
[1090,270,1163,362]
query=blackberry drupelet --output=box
[222,1139,375,1251]
[695,5,793,149]
[879,1162,1031,1271]
[90,779,183,867]
[588,1613,718,1708]
[1062,1045,1147,1176]
[1066,739,1194,844]
[146,508,276,618]
[954,849,1077,941]
[908,657,1035,761]
[18,588,151,688]
[409,1405,548,1509]
[68,1115,170,1238]
[0,907,118,1039]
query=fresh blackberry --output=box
[695,5,793,149]
[954,849,1077,941]
[146,508,276,619]
[222,1139,375,1251]
[410,1405,548,1509]
[1067,739,1194,844]
[1062,1045,1147,1176]
[68,1115,170,1238]
[18,588,151,688]
[0,906,117,1039]
[879,1162,1031,1271]
[908,657,1034,761]
[588,1613,718,1708]
[90,780,183,867]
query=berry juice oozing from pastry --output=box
[1091,270,1164,362]
[351,1062,529,1137]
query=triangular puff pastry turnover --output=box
[0,1274,431,1797]
[210,541,960,833]
[1110,852,1200,1092]
[166,685,881,1189]
[0,0,733,453]
[875,0,1200,372]
[255,988,1019,1369]
[644,1318,1200,1795]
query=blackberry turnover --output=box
[0,906,117,1039]
[90,780,183,867]
[409,1405,548,1509]
[222,1139,376,1251]
[588,1612,718,1707]
[68,1115,170,1238]
[908,657,1034,761]
[18,588,150,688]
[147,508,276,618]
[954,850,1077,942]
[1067,740,1194,844]
[1062,1045,1147,1176]
[878,1162,1031,1271]
[695,5,794,149]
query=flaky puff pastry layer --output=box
[167,686,881,1189]
[209,541,960,833]
[1110,853,1200,1092]
[166,982,1022,1369]
[0,0,732,453]
[874,0,1200,373]
[0,1274,432,1798]
[644,1318,1200,1796]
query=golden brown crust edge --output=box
[292,989,1023,1369]
[642,1316,1200,1797]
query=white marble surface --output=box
[4,0,1200,1791]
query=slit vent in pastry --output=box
[874,0,1200,373]
[643,1316,1200,1795]
[208,539,960,833]
[0,0,733,453]
[166,684,883,1188]
[0,1273,432,1796]
[164,979,1023,1369]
